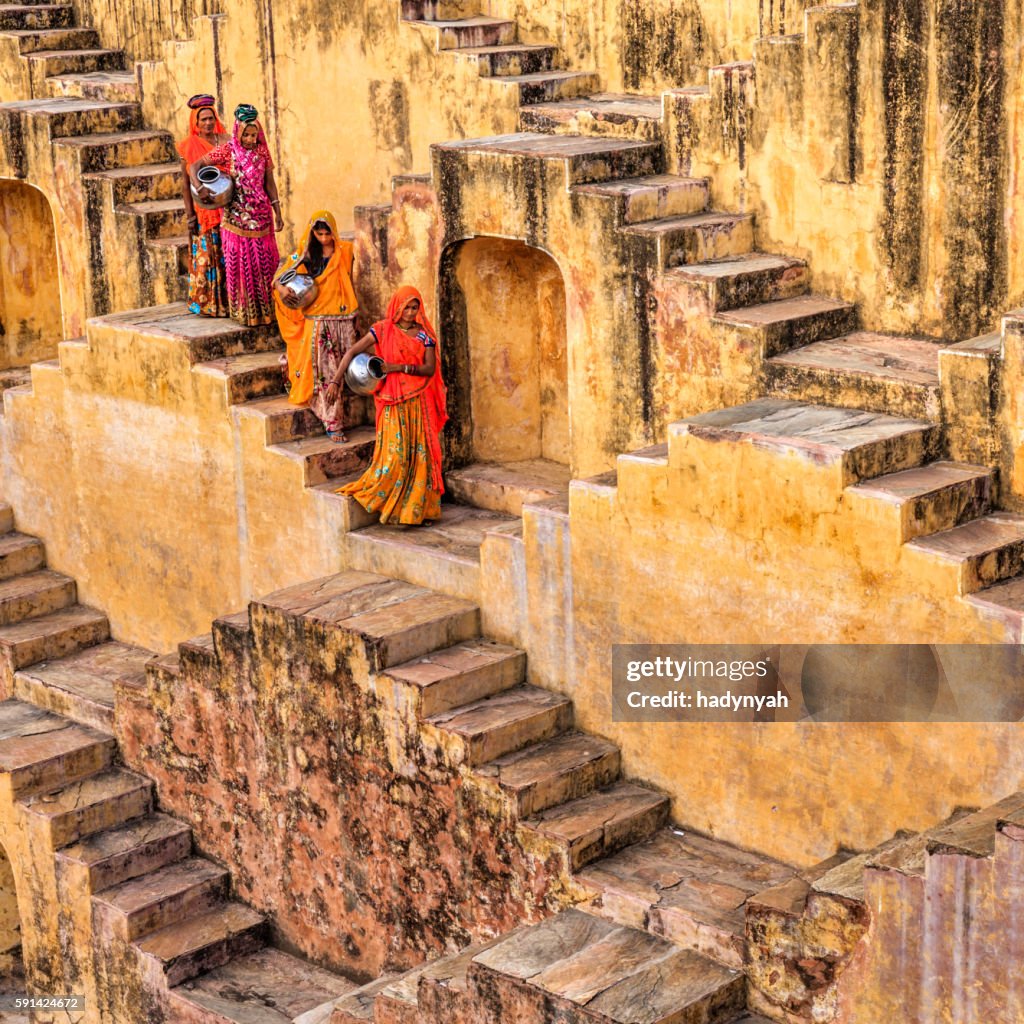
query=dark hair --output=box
[305,222,334,278]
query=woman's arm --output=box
[180,158,198,236]
[381,346,436,377]
[324,331,378,398]
[265,166,284,232]
[188,153,214,189]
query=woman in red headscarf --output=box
[331,286,448,525]
[177,94,229,317]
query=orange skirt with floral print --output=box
[338,394,441,525]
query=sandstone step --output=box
[670,398,939,486]
[522,782,670,871]
[572,173,708,224]
[83,159,181,204]
[0,567,74,624]
[329,974,398,1023]
[135,901,268,988]
[381,637,525,718]
[88,302,279,362]
[966,575,1024,640]
[905,512,1024,594]
[476,731,621,817]
[20,765,152,847]
[925,791,1024,859]
[0,25,99,51]
[766,331,943,419]
[0,501,13,533]
[0,4,72,31]
[242,394,327,445]
[179,631,216,678]
[467,907,745,1023]
[169,946,358,1024]
[521,92,663,141]
[256,571,481,669]
[453,42,557,76]
[666,253,809,312]
[578,828,797,969]
[147,233,191,277]
[623,211,754,269]
[12,96,140,138]
[500,70,601,105]
[0,699,113,796]
[714,294,858,356]
[94,856,229,941]
[0,532,44,580]
[193,351,288,405]
[426,684,573,766]
[56,812,192,892]
[45,68,137,102]
[436,132,662,186]
[268,427,377,486]
[13,639,153,731]
[53,127,175,171]
[422,16,517,50]
[25,47,124,85]
[806,830,920,905]
[0,603,110,677]
[118,196,186,239]
[445,459,570,516]
[307,478,379,533]
[849,461,995,542]
[345,505,521,603]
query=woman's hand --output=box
[187,214,199,235]
[274,209,284,232]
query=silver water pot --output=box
[345,353,387,395]
[191,165,234,210]
[277,269,319,310]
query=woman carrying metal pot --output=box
[177,94,229,317]
[333,286,448,525]
[272,209,358,442]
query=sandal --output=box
[327,429,349,444]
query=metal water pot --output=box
[277,269,319,310]
[345,353,387,395]
[191,165,234,210]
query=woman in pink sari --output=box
[189,104,282,326]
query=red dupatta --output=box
[373,286,448,492]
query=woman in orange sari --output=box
[177,94,229,316]
[273,210,358,441]
[331,286,447,525]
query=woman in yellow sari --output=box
[273,210,358,441]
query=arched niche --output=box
[0,179,61,369]
[439,236,568,470]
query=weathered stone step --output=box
[579,828,797,969]
[53,127,174,171]
[118,196,186,238]
[168,946,358,1023]
[925,791,1024,859]
[666,253,809,312]
[256,571,481,670]
[13,639,152,731]
[242,394,327,445]
[905,512,1024,594]
[94,856,229,940]
[426,684,573,766]
[345,504,521,603]
[714,293,858,356]
[146,232,190,277]
[0,532,44,580]
[0,24,98,51]
[330,974,398,1023]
[522,781,670,871]
[452,42,557,76]
[0,603,109,677]
[0,502,11,534]
[382,637,525,718]
[966,575,1024,640]
[572,172,708,223]
[25,46,123,88]
[83,159,181,204]
[0,699,113,797]
[0,567,73,626]
[623,211,754,269]
[134,901,268,988]
[436,132,662,186]
[56,812,192,892]
[0,3,72,30]
[445,459,570,516]
[849,461,995,542]
[499,70,601,105]
[468,907,744,1023]
[419,15,517,50]
[194,351,288,405]
[45,68,137,102]
[522,92,664,141]
[670,398,939,487]
[766,331,943,420]
[268,427,377,486]
[1,96,141,138]
[20,765,152,847]
[476,730,621,816]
